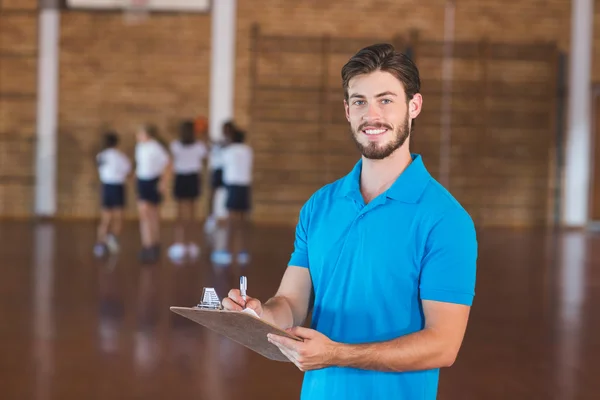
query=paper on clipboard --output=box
[240,308,260,318]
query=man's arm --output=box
[260,194,314,329]
[269,300,470,372]
[261,266,313,329]
[333,300,470,371]
[225,194,315,329]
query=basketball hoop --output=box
[123,0,150,24]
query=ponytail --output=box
[142,123,168,149]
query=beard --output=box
[350,112,411,160]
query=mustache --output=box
[357,122,393,131]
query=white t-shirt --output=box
[170,140,208,174]
[209,142,225,170]
[97,148,131,184]
[135,139,170,180]
[222,143,253,186]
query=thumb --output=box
[288,326,317,339]
[245,298,262,313]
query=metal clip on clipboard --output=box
[197,287,223,310]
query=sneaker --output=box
[94,243,107,258]
[210,250,232,265]
[237,251,250,265]
[187,243,200,258]
[168,243,186,260]
[106,234,120,254]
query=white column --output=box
[33,223,55,400]
[562,0,594,227]
[209,0,237,141]
[555,231,586,399]
[34,2,60,217]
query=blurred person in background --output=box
[204,120,235,233]
[135,124,171,263]
[211,126,253,265]
[167,118,208,261]
[94,130,132,257]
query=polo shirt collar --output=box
[338,153,431,203]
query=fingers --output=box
[222,289,244,311]
[273,343,303,370]
[222,296,243,311]
[268,333,300,352]
[226,289,245,307]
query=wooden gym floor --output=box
[1,220,599,399]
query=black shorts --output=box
[137,177,162,205]
[174,173,200,200]
[211,168,224,189]
[226,185,251,212]
[102,183,125,209]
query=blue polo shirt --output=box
[288,154,477,400]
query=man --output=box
[223,43,477,399]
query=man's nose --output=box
[363,102,382,121]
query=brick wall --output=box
[233,0,574,227]
[0,0,38,218]
[57,10,211,220]
[234,0,572,127]
[2,0,600,226]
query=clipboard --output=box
[170,306,303,362]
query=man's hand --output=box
[221,267,313,330]
[222,289,264,317]
[268,327,341,371]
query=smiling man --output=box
[223,43,478,399]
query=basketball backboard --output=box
[66,0,210,12]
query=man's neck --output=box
[360,146,413,204]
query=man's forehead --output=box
[348,71,405,95]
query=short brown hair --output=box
[341,43,420,102]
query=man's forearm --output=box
[262,296,304,329]
[334,329,457,372]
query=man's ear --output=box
[409,93,423,120]
[344,99,350,122]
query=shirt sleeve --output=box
[419,208,478,306]
[134,144,141,163]
[156,142,170,171]
[170,141,178,156]
[121,153,132,175]
[221,147,229,168]
[288,196,313,269]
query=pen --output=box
[240,276,247,303]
